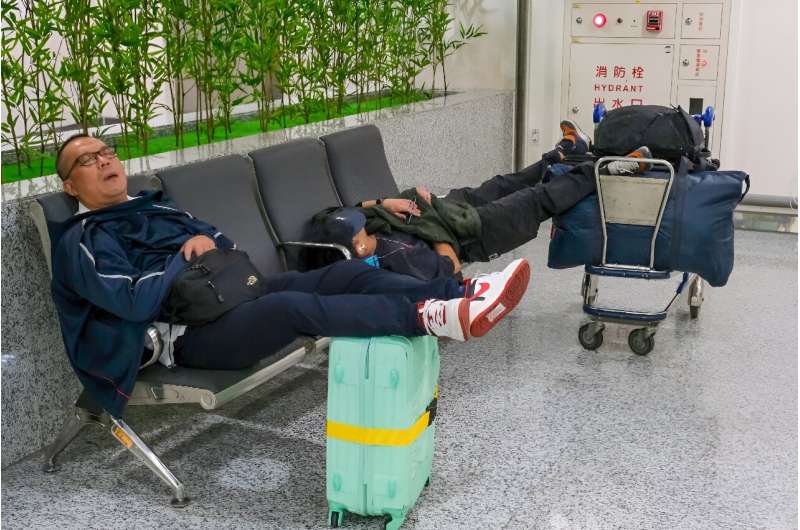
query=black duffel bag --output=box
[163,248,266,326]
[594,105,707,163]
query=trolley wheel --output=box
[578,323,604,350]
[688,276,704,319]
[628,328,655,356]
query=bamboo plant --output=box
[125,0,165,154]
[210,0,244,137]
[2,0,30,176]
[59,0,106,135]
[22,0,64,174]
[2,0,487,182]
[239,0,280,131]
[426,1,485,93]
[96,0,134,156]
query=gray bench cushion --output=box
[321,124,399,206]
[157,155,283,278]
[249,137,342,242]
[137,337,309,393]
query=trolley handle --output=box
[691,106,715,150]
[593,157,675,180]
[593,156,676,270]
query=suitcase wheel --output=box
[329,510,344,528]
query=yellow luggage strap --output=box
[327,390,438,447]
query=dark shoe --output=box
[558,119,591,156]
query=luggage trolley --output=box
[578,104,710,355]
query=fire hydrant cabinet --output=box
[561,1,731,155]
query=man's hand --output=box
[383,198,422,220]
[181,235,216,261]
[415,186,432,205]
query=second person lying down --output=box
[308,120,653,280]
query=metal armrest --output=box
[280,241,352,260]
[140,325,163,369]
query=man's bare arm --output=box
[359,198,421,219]
[433,242,461,273]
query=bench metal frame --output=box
[41,337,330,506]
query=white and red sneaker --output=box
[418,298,470,342]
[464,258,531,338]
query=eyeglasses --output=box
[64,146,118,180]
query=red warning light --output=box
[593,13,607,28]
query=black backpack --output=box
[593,105,707,163]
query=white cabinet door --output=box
[567,43,675,133]
[680,3,724,39]
[678,45,720,80]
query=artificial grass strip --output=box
[1,92,430,184]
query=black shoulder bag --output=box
[162,248,266,326]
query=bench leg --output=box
[109,417,190,507]
[43,400,107,473]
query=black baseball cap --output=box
[320,208,367,245]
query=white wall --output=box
[720,0,798,198]
[417,0,518,92]
[521,0,567,165]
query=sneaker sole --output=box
[469,260,531,338]
[457,297,470,341]
[559,120,591,148]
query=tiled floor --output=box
[2,225,796,529]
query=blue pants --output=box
[175,260,462,369]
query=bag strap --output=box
[669,157,691,271]
[738,175,751,204]
[325,387,439,447]
[425,394,438,426]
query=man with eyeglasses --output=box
[51,134,530,417]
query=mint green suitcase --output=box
[326,336,439,530]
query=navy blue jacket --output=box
[51,191,234,417]
[374,232,455,281]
